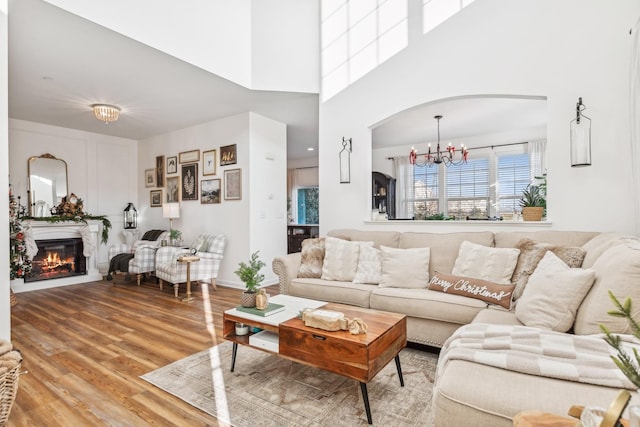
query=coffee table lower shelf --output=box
[223,300,407,425]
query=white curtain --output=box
[630,18,640,234]
[527,139,547,180]
[393,156,414,219]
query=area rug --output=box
[141,341,438,426]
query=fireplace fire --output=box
[26,238,87,282]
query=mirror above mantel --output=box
[28,153,68,217]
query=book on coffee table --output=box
[236,303,286,317]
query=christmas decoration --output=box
[9,186,32,280]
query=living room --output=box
[2,0,640,424]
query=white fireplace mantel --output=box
[11,220,103,293]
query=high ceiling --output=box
[8,1,548,163]
[8,0,320,161]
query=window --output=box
[413,165,439,218]
[396,142,540,219]
[297,187,319,224]
[321,0,408,101]
[446,158,489,218]
[496,153,530,215]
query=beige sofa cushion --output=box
[297,237,325,278]
[434,358,638,427]
[473,308,523,326]
[574,240,640,335]
[452,241,520,284]
[494,231,599,249]
[327,229,400,248]
[321,237,368,281]
[580,232,628,268]
[399,231,494,279]
[353,244,382,284]
[511,238,586,300]
[515,252,596,332]
[371,287,487,325]
[378,246,430,288]
[289,278,375,308]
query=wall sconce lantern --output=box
[123,203,137,229]
[570,97,591,167]
[339,137,352,183]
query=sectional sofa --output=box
[272,228,640,426]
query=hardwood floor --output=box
[7,278,279,426]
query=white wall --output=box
[319,0,640,234]
[139,112,286,288]
[1,0,9,341]
[45,0,320,93]
[8,119,139,270]
[250,0,320,93]
[248,113,287,278]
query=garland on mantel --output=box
[23,215,112,245]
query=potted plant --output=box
[235,251,266,307]
[519,184,545,221]
[169,229,182,246]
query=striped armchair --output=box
[107,230,170,285]
[155,234,226,298]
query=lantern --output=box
[123,203,137,229]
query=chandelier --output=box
[91,104,121,124]
[409,115,468,166]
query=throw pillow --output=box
[321,237,364,282]
[298,238,325,279]
[511,239,586,300]
[191,236,206,252]
[574,241,640,335]
[353,244,383,284]
[428,271,515,309]
[515,251,596,332]
[378,246,430,289]
[452,241,520,284]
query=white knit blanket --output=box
[437,323,638,390]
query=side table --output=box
[177,255,200,302]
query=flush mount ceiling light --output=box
[91,104,121,124]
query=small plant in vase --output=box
[169,229,182,246]
[235,251,266,308]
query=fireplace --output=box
[26,238,87,282]
[11,220,102,292]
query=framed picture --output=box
[145,169,155,187]
[166,176,180,203]
[202,149,217,176]
[150,190,162,207]
[179,149,200,164]
[224,168,241,200]
[156,155,165,187]
[167,156,177,174]
[220,144,237,166]
[181,163,199,201]
[201,179,221,204]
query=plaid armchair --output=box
[155,234,226,298]
[107,230,170,285]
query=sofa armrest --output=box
[272,252,302,295]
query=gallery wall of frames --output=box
[144,144,242,207]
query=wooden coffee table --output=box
[223,295,407,424]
